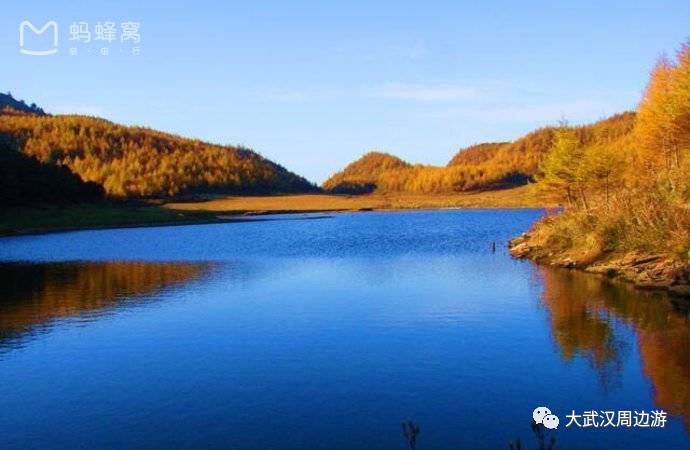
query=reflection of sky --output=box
[0,209,545,261]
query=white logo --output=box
[19,20,59,56]
[533,406,559,429]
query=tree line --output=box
[533,42,690,257]
[323,114,634,194]
[0,109,317,199]
[0,138,103,207]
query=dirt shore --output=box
[509,233,690,297]
[163,186,549,213]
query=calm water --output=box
[0,210,689,450]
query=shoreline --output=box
[0,203,537,238]
[509,233,690,298]
[4,199,688,301]
[1,187,552,237]
[163,186,549,213]
[0,216,224,238]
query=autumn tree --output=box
[636,43,690,194]
[0,109,317,198]
[581,140,627,208]
[536,126,587,208]
[636,57,677,173]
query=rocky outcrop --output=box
[509,233,690,297]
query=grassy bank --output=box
[0,186,549,236]
[164,185,548,214]
[0,202,219,237]
[509,211,690,297]
[507,43,690,297]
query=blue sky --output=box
[2,1,689,182]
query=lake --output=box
[0,209,688,449]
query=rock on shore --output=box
[509,233,690,297]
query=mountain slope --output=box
[509,42,690,295]
[446,112,635,190]
[0,93,46,115]
[0,101,317,198]
[322,152,410,193]
[323,112,636,194]
[447,142,509,166]
[0,140,103,206]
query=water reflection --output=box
[540,268,690,428]
[0,261,211,351]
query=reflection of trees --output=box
[539,267,690,428]
[0,261,210,347]
[638,319,690,429]
[540,268,627,389]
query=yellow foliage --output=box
[0,113,316,198]
[528,42,690,258]
[323,113,635,195]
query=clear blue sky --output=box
[2,1,689,183]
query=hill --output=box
[0,96,317,198]
[447,142,509,167]
[0,92,46,115]
[447,112,636,190]
[0,140,103,206]
[323,112,636,194]
[322,152,410,193]
[510,42,690,295]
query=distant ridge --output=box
[447,142,509,167]
[323,112,636,194]
[0,93,318,198]
[323,152,409,193]
[0,91,638,200]
[0,92,46,116]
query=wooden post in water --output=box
[491,241,496,253]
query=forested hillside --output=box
[0,140,103,206]
[323,113,636,194]
[514,42,690,267]
[322,152,410,193]
[446,142,509,167]
[0,103,316,198]
[0,92,46,115]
